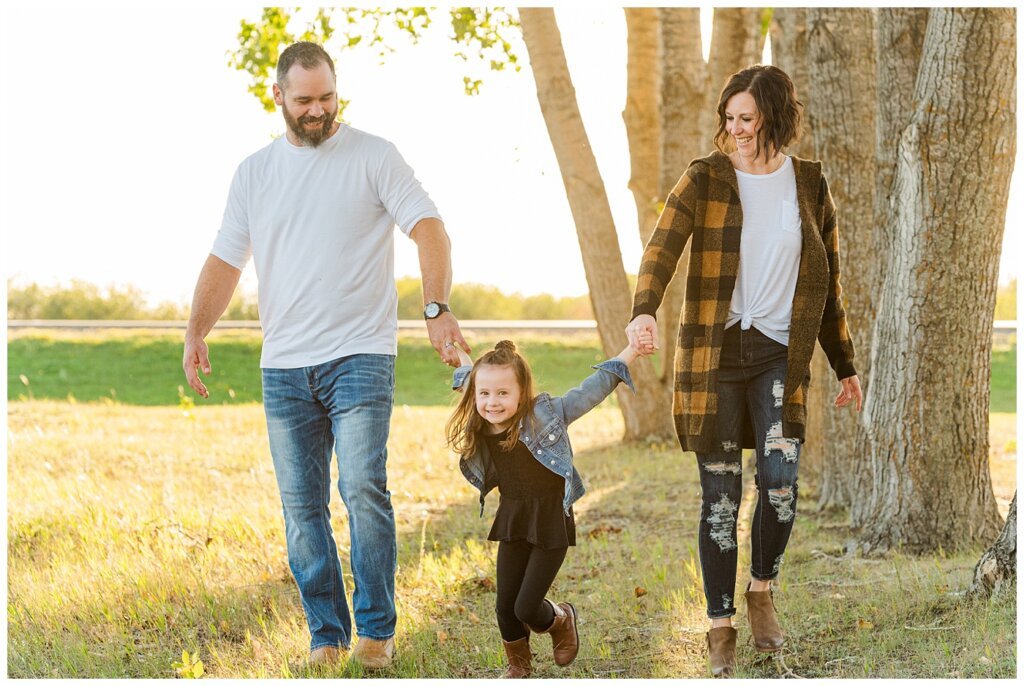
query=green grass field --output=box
[8,330,1017,413]
[7,331,611,408]
[6,331,1018,678]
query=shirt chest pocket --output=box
[535,422,570,461]
[779,200,803,238]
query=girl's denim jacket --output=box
[452,359,636,516]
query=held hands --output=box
[617,330,655,364]
[182,336,211,399]
[427,312,471,367]
[834,375,863,412]
[626,314,659,357]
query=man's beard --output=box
[282,104,337,148]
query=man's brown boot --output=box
[706,626,737,677]
[350,636,395,670]
[308,644,344,667]
[744,583,784,652]
[501,635,532,678]
[529,600,578,667]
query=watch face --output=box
[425,302,440,318]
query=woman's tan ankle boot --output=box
[744,583,784,652]
[706,626,737,677]
[501,636,532,678]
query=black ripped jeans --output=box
[695,325,801,619]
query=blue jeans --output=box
[262,354,397,650]
[695,325,801,619]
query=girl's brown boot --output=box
[529,599,579,666]
[501,634,532,678]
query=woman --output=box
[625,65,862,677]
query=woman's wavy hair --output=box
[713,64,803,162]
[446,340,536,458]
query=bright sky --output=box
[0,5,1019,308]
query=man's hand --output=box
[427,312,470,367]
[626,314,659,355]
[183,336,212,399]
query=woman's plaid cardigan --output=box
[631,151,857,454]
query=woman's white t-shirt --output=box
[726,155,802,346]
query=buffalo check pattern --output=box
[632,151,857,454]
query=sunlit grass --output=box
[7,399,1016,677]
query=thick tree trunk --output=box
[655,8,704,384]
[858,8,1013,552]
[699,8,764,141]
[770,9,829,488]
[770,8,815,160]
[624,8,661,247]
[969,492,1016,600]
[849,8,929,527]
[519,8,670,440]
[805,9,877,510]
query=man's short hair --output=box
[276,42,336,90]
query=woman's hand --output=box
[834,375,863,412]
[626,314,659,356]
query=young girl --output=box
[446,338,649,678]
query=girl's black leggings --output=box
[495,540,568,641]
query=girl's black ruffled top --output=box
[482,427,576,549]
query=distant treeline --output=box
[6,277,629,321]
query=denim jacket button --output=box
[537,449,543,455]
[550,460,556,465]
[523,436,530,442]
[548,433,555,441]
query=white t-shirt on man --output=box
[211,124,441,368]
[726,156,802,346]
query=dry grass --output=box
[7,400,1017,678]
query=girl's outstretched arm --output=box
[452,348,473,393]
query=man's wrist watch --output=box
[423,302,451,320]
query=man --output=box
[182,41,468,670]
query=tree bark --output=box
[624,8,661,247]
[858,8,1013,552]
[969,492,1016,600]
[655,8,704,384]
[770,8,815,160]
[699,8,764,143]
[770,8,828,487]
[849,8,929,526]
[519,7,669,440]
[805,8,878,510]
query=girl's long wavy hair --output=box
[713,64,803,163]
[446,340,537,458]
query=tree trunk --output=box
[770,8,815,160]
[858,8,1013,552]
[770,8,828,487]
[969,492,1016,600]
[849,8,929,526]
[805,8,877,510]
[699,8,764,142]
[655,8,704,384]
[624,8,661,248]
[519,7,670,440]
